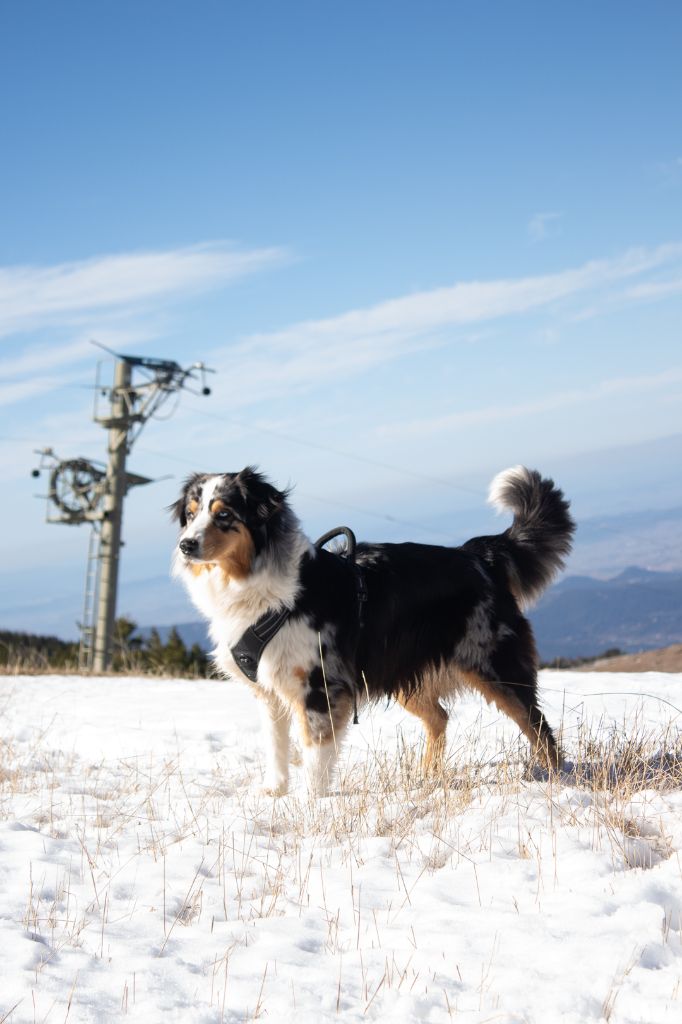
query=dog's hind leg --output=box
[460,669,561,771]
[397,687,449,773]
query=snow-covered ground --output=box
[1,670,681,1023]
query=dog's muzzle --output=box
[179,536,200,558]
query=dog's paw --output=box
[259,780,289,798]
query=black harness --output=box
[230,604,293,684]
[230,527,366,687]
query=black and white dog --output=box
[172,466,574,795]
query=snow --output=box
[1,670,682,1022]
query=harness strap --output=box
[315,528,366,725]
[230,605,292,683]
[315,525,367,618]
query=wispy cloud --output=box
[0,327,166,408]
[571,270,682,322]
[0,337,94,379]
[0,328,157,379]
[4,242,682,419]
[527,211,563,243]
[653,155,682,187]
[0,241,289,338]
[377,366,682,440]
[625,276,682,300]
[0,374,79,409]
[210,243,682,407]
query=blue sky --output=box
[1,1,682,636]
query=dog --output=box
[171,465,574,795]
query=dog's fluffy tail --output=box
[480,466,575,606]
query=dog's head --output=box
[171,467,289,579]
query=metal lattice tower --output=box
[33,349,213,672]
[80,521,102,671]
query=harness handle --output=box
[314,526,357,560]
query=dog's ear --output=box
[169,494,186,526]
[168,474,204,527]
[235,466,288,523]
[255,486,287,523]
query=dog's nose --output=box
[179,537,199,557]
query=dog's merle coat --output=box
[172,466,575,795]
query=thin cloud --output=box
[653,156,682,187]
[209,243,682,407]
[377,367,682,440]
[0,241,289,338]
[0,328,161,381]
[625,277,682,300]
[0,338,93,379]
[571,272,682,322]
[527,211,563,243]
[0,374,77,408]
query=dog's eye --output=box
[186,509,195,521]
[216,509,232,521]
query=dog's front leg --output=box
[258,692,291,796]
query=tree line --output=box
[0,619,210,676]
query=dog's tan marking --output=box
[291,701,314,747]
[202,521,255,580]
[397,663,466,772]
[209,498,227,517]
[187,497,199,518]
[292,666,307,684]
[459,668,560,769]
[189,562,216,576]
[398,688,449,771]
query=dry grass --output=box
[1,689,681,1020]
[0,660,209,679]
[0,652,80,676]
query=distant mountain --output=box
[529,567,682,661]
[567,506,682,577]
